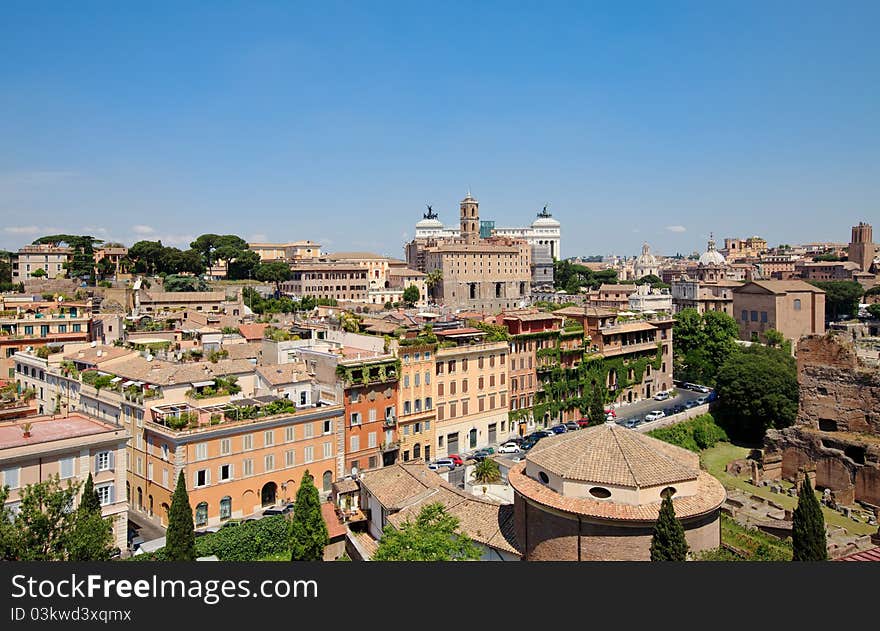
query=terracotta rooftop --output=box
[0,413,123,450]
[526,423,698,487]
[599,284,638,292]
[509,462,725,522]
[835,546,880,562]
[332,478,359,494]
[736,280,826,294]
[388,268,426,277]
[221,343,260,361]
[91,357,256,387]
[237,323,268,341]
[364,461,520,555]
[600,321,658,334]
[142,291,227,302]
[256,362,312,386]
[63,345,135,365]
[554,306,617,318]
[435,327,486,337]
[500,312,563,323]
[321,502,347,540]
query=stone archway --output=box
[261,482,278,507]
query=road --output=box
[610,388,706,425]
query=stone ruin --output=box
[761,333,880,516]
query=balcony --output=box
[381,440,400,452]
[383,415,397,427]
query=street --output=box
[610,388,706,425]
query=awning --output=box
[110,377,123,383]
[121,380,136,387]
[191,380,215,388]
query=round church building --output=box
[509,422,726,560]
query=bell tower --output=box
[460,190,479,245]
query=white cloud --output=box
[3,225,42,235]
[132,224,155,235]
[665,225,687,233]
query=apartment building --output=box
[248,241,321,262]
[396,343,436,463]
[732,280,826,345]
[141,399,344,526]
[671,278,739,316]
[11,244,72,280]
[433,329,510,457]
[282,261,369,303]
[0,412,129,550]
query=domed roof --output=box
[531,215,560,228]
[635,242,657,266]
[526,423,697,488]
[699,233,726,266]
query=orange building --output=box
[397,343,436,463]
[336,355,400,474]
[137,399,344,528]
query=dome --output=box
[635,242,657,266]
[531,215,560,228]
[699,234,726,266]
[525,423,696,489]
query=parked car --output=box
[447,454,464,467]
[564,421,580,431]
[506,436,525,445]
[537,429,556,438]
[682,382,697,391]
[653,391,670,401]
[694,384,710,393]
[672,404,686,414]
[624,419,639,429]
[498,443,521,454]
[663,407,675,416]
[520,440,537,451]
[644,410,666,422]
[524,432,547,442]
[432,457,456,469]
[577,419,591,429]
[262,503,295,517]
[684,399,698,409]
[550,424,568,434]
[694,396,709,405]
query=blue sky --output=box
[1,1,878,258]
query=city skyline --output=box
[2,2,878,256]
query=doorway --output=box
[261,482,277,507]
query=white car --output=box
[644,410,666,422]
[498,442,521,454]
[653,391,670,401]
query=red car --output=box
[576,419,591,429]
[447,454,464,467]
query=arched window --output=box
[468,428,478,449]
[413,443,421,459]
[195,502,208,527]
[148,495,154,516]
[220,496,232,521]
[322,471,332,493]
[137,487,143,511]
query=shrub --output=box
[647,413,727,452]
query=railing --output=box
[383,416,397,427]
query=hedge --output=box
[129,515,290,561]
[646,413,727,452]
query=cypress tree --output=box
[588,384,606,426]
[165,471,196,561]
[80,473,101,515]
[792,475,827,561]
[289,470,328,561]
[650,494,689,561]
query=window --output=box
[425,397,432,410]
[750,310,758,322]
[490,375,495,387]
[96,484,113,506]
[58,324,67,333]
[368,432,377,448]
[195,469,209,487]
[461,358,468,371]
[323,420,332,434]
[501,373,505,385]
[264,455,275,472]
[741,310,748,321]
[462,379,468,393]
[369,409,377,422]
[478,376,484,389]
[414,373,420,387]
[793,299,802,311]
[220,439,231,456]
[304,446,314,463]
[490,395,496,409]
[478,357,484,369]
[95,451,111,472]
[424,351,431,360]
[436,362,444,375]
[448,360,456,373]
[195,502,208,527]
[285,450,296,467]
[59,457,75,479]
[2,467,19,489]
[760,311,768,323]
[304,423,315,438]
[72,323,81,333]
[242,435,253,451]
[450,381,456,395]
[404,401,412,414]
[323,442,332,459]
[438,435,444,447]
[403,425,410,435]
[195,443,207,461]
[147,462,153,481]
[414,399,422,413]
[300,391,308,406]
[479,397,485,412]
[462,400,469,415]
[490,355,495,368]
[220,496,232,521]
[438,383,444,396]
[351,412,361,426]
[404,375,410,387]
[449,402,457,418]
[437,405,445,421]
[264,430,274,447]
[350,435,360,452]
[219,464,232,481]
[403,354,410,363]
[162,468,168,487]
[425,371,430,385]
[350,391,360,404]
[243,459,254,476]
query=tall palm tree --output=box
[425,269,442,302]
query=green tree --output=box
[650,494,689,561]
[588,384,606,425]
[373,502,482,561]
[0,486,20,559]
[403,284,420,306]
[714,345,798,442]
[425,269,443,301]
[255,261,293,296]
[471,459,501,484]
[30,267,47,278]
[14,475,80,560]
[867,304,880,320]
[807,281,864,321]
[763,328,785,347]
[673,308,739,386]
[163,274,210,292]
[289,470,328,561]
[792,475,827,561]
[80,473,102,514]
[165,471,196,561]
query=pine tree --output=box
[80,473,102,514]
[289,470,328,561]
[650,495,689,561]
[792,475,827,561]
[588,384,605,426]
[165,471,196,561]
